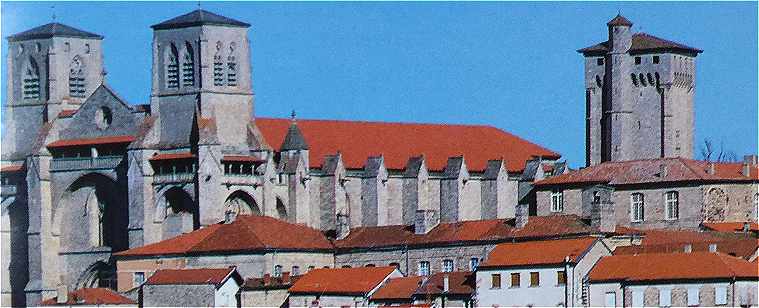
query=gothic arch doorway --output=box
[77,261,117,290]
[159,187,198,239]
[224,190,261,221]
[56,173,128,253]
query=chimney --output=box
[56,284,69,304]
[263,274,271,286]
[591,200,616,233]
[659,163,668,178]
[515,203,529,229]
[741,155,756,177]
[683,244,692,253]
[414,209,439,235]
[743,222,750,233]
[708,243,717,253]
[745,155,758,165]
[282,272,290,284]
[335,213,351,240]
[707,162,715,175]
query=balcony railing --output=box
[1,185,17,196]
[153,173,195,184]
[50,156,124,172]
[221,173,262,186]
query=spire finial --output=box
[197,1,202,10]
[51,5,56,21]
[290,110,297,122]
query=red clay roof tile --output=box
[115,216,332,257]
[148,152,195,161]
[612,228,758,260]
[703,222,759,233]
[0,164,24,173]
[371,276,425,300]
[40,288,135,306]
[47,135,136,148]
[145,268,239,286]
[255,118,560,173]
[57,109,78,118]
[289,266,397,295]
[588,252,759,283]
[414,271,474,296]
[535,157,757,186]
[481,237,599,268]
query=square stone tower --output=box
[149,9,255,150]
[579,15,702,166]
[3,23,104,160]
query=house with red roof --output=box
[288,266,402,307]
[140,267,243,307]
[476,237,612,307]
[534,157,758,231]
[113,215,333,292]
[239,272,300,307]
[587,252,759,307]
[370,271,475,307]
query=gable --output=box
[59,85,145,141]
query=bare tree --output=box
[699,138,739,162]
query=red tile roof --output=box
[221,155,266,163]
[481,237,599,268]
[57,109,78,118]
[578,32,703,55]
[588,252,759,283]
[612,228,758,260]
[289,266,397,295]
[115,215,332,257]
[148,152,195,161]
[535,157,758,186]
[606,14,633,27]
[255,118,559,173]
[336,215,615,250]
[371,276,425,300]
[145,267,240,287]
[47,135,136,148]
[243,273,301,290]
[414,271,474,296]
[703,222,759,233]
[0,164,24,173]
[40,288,135,306]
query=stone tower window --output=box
[85,44,91,54]
[35,43,41,53]
[22,57,41,99]
[652,55,660,64]
[596,58,604,66]
[634,56,641,65]
[227,42,237,87]
[214,41,225,86]
[64,42,70,52]
[631,74,638,87]
[69,56,87,98]
[166,44,179,89]
[181,42,195,87]
[17,44,24,57]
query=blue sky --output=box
[2,2,756,167]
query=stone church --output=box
[0,10,566,306]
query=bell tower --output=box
[150,9,254,149]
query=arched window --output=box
[166,44,179,89]
[181,42,194,87]
[224,190,261,221]
[273,265,282,277]
[213,41,225,86]
[665,191,679,220]
[23,57,40,99]
[69,55,86,97]
[630,193,644,222]
[226,43,237,87]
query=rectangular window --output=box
[470,258,479,271]
[274,265,283,277]
[551,190,564,212]
[510,273,521,288]
[665,191,679,220]
[605,292,616,307]
[491,274,501,289]
[630,193,645,222]
[133,272,145,287]
[660,288,672,307]
[556,270,566,286]
[597,58,604,66]
[632,290,644,307]
[443,259,454,273]
[635,56,642,65]
[653,55,660,64]
[687,287,699,306]
[715,286,728,305]
[419,261,430,276]
[529,272,540,287]
[291,266,300,276]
